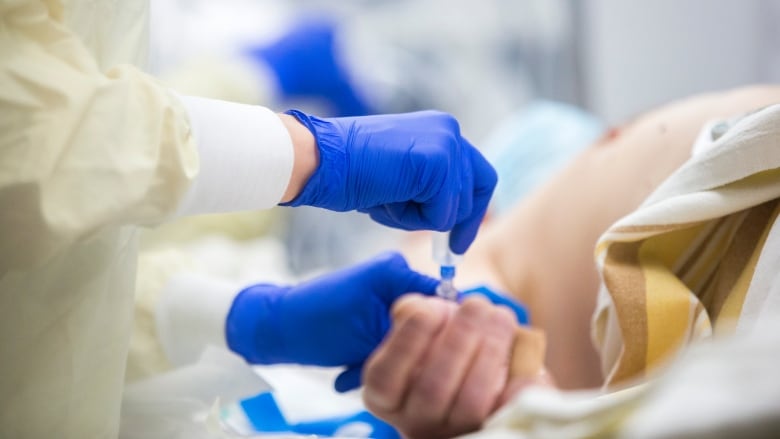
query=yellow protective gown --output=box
[0,1,293,437]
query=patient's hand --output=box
[362,294,550,439]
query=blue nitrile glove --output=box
[246,17,372,116]
[226,252,438,392]
[281,110,498,254]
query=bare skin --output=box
[400,85,780,390]
[363,295,521,439]
[278,113,319,203]
[364,294,554,439]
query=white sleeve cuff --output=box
[175,95,294,216]
[155,273,242,367]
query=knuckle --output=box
[458,295,493,319]
[363,362,401,411]
[494,305,520,327]
[437,112,460,130]
[426,111,462,150]
[454,297,514,338]
[392,295,431,321]
[471,306,518,344]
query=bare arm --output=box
[403,85,780,389]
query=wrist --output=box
[278,110,348,209]
[225,284,289,364]
[278,113,319,203]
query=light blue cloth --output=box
[484,101,604,214]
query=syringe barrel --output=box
[432,232,463,266]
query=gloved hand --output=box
[226,252,438,392]
[246,17,372,116]
[281,110,498,254]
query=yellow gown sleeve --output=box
[0,1,198,270]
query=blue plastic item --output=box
[461,285,529,325]
[241,391,400,439]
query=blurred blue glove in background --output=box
[281,110,498,254]
[226,252,438,392]
[246,17,372,117]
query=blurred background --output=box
[143,0,780,277]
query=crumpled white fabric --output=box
[120,347,271,439]
[460,321,780,439]
[121,347,374,439]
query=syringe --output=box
[432,232,462,301]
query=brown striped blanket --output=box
[592,103,780,387]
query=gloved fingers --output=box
[225,284,288,365]
[335,364,364,393]
[448,200,483,254]
[368,251,439,302]
[449,146,497,253]
[366,203,422,231]
[423,151,462,232]
[417,182,459,232]
[407,138,461,231]
[365,200,457,233]
[454,143,474,226]
[398,270,439,300]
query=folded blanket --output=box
[592,104,780,387]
